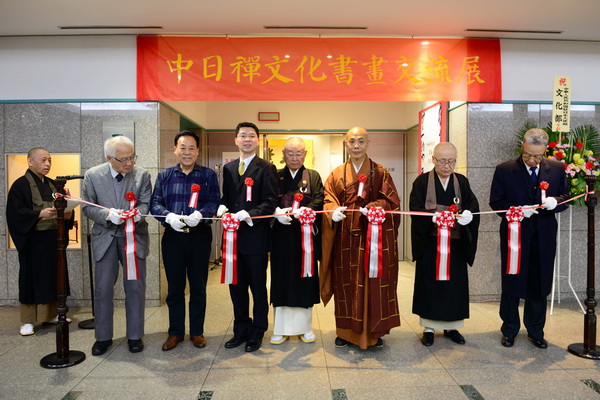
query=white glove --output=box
[522,205,539,218]
[359,207,368,216]
[183,210,202,227]
[432,212,441,223]
[165,212,186,232]
[275,207,292,225]
[235,210,254,226]
[542,197,557,210]
[216,204,228,218]
[106,208,124,225]
[332,206,347,222]
[457,209,473,226]
[292,206,306,219]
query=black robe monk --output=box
[270,166,323,308]
[6,169,71,304]
[410,171,479,322]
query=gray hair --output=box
[284,136,306,150]
[104,136,134,158]
[523,128,549,146]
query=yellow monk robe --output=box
[321,158,401,349]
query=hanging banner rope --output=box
[298,207,316,278]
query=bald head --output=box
[283,136,307,172]
[345,126,370,165]
[432,142,457,180]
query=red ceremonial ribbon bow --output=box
[435,210,455,281]
[364,207,386,278]
[505,206,525,275]
[188,184,201,208]
[122,192,139,280]
[357,174,367,199]
[292,192,304,211]
[298,207,316,278]
[245,178,254,202]
[539,181,549,203]
[221,213,240,284]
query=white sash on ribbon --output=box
[363,207,386,278]
[298,208,316,278]
[505,206,524,275]
[188,183,200,208]
[435,210,455,281]
[123,192,139,280]
[221,213,240,284]
[245,178,254,202]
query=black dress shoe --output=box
[421,332,434,346]
[224,336,247,349]
[334,337,349,348]
[444,330,465,345]
[528,336,548,349]
[245,339,261,352]
[128,339,144,353]
[92,340,113,356]
[369,338,384,348]
[501,336,514,347]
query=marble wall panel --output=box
[0,242,6,301]
[4,103,81,154]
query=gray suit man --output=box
[82,136,152,355]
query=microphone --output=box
[57,175,85,180]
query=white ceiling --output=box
[1,0,600,41]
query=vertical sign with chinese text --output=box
[418,102,448,174]
[137,37,502,102]
[552,76,571,132]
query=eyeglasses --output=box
[522,152,544,161]
[238,134,257,140]
[113,155,138,164]
[433,157,456,166]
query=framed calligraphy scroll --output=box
[418,102,448,174]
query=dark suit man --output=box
[217,122,277,352]
[82,136,152,355]
[490,128,569,349]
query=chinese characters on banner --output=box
[137,37,502,102]
[552,76,571,132]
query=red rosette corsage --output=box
[294,193,304,202]
[448,204,459,213]
[125,192,136,202]
[358,174,367,183]
[539,181,549,190]
[244,178,254,186]
[191,184,201,193]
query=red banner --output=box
[137,36,501,102]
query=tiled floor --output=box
[1,262,600,400]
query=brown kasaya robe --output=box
[321,158,401,348]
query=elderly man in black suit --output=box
[217,122,278,352]
[490,128,569,349]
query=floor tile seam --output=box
[314,305,335,394]
[199,317,235,392]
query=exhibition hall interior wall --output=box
[0,36,599,306]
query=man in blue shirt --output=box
[151,130,220,351]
